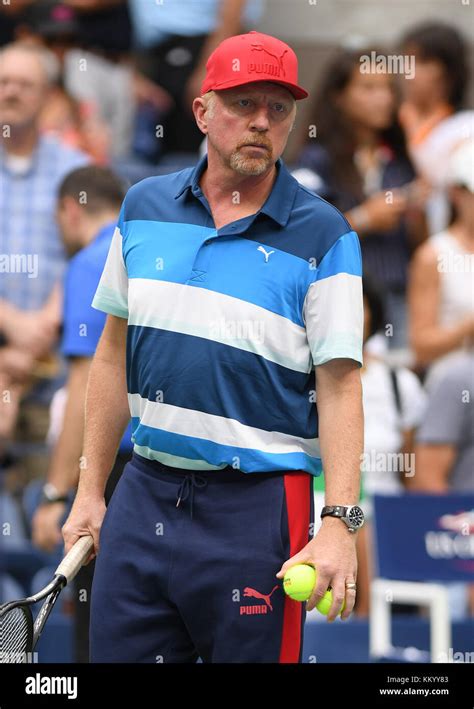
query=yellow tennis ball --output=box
[283,564,316,601]
[316,589,346,616]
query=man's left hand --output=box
[276,517,358,621]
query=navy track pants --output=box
[90,453,314,663]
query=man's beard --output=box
[228,141,274,176]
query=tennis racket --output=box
[0,535,93,663]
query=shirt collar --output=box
[174,153,298,228]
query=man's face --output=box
[203,82,296,176]
[0,49,48,129]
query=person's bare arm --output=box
[46,357,91,493]
[344,191,407,237]
[406,443,455,493]
[32,357,91,551]
[62,314,129,557]
[408,243,473,364]
[0,285,61,357]
[277,359,363,621]
[40,281,63,331]
[316,359,363,506]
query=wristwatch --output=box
[320,505,365,533]
[40,483,68,505]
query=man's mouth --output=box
[242,143,270,150]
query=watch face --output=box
[347,505,364,528]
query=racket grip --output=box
[56,535,94,584]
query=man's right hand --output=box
[62,493,106,561]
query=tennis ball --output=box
[283,564,316,601]
[316,590,346,616]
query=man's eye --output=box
[238,99,252,108]
[273,103,286,112]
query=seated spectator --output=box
[399,22,473,234]
[0,41,88,480]
[408,139,474,389]
[294,48,427,349]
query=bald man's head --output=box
[0,43,58,130]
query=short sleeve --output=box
[61,253,106,357]
[92,208,128,319]
[304,230,363,367]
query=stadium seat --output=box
[370,493,474,662]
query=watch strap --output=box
[40,483,69,505]
[321,505,349,519]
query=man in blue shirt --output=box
[31,166,133,661]
[63,33,365,663]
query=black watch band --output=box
[40,483,68,505]
[321,505,348,518]
[320,504,365,532]
[40,495,68,505]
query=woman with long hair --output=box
[295,48,427,349]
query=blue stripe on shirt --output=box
[131,421,322,475]
[126,325,317,439]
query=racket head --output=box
[0,575,63,662]
[0,535,93,663]
[0,603,34,662]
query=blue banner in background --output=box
[373,494,474,582]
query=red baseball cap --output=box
[201,31,309,100]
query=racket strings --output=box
[0,607,31,661]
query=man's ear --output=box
[193,96,209,135]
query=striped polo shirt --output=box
[92,155,363,475]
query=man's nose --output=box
[249,106,271,131]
